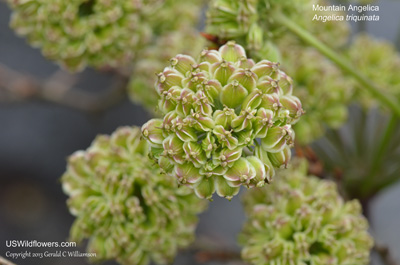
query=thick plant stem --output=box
[274,13,400,117]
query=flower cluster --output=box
[142,41,304,200]
[61,126,207,265]
[347,34,400,108]
[239,158,373,265]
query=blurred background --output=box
[1,0,400,264]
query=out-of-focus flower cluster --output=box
[347,34,400,108]
[239,158,373,265]
[149,0,205,34]
[7,0,205,71]
[61,126,207,265]
[142,41,304,200]
[7,0,154,70]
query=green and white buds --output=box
[239,158,373,265]
[142,41,304,199]
[61,126,207,265]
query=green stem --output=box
[273,13,400,117]
[373,114,397,170]
[361,114,398,195]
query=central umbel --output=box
[142,41,304,200]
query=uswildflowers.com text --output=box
[5,240,76,248]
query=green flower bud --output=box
[280,95,304,122]
[175,163,203,184]
[261,126,292,153]
[157,69,185,95]
[228,69,258,92]
[194,177,215,200]
[213,107,237,127]
[213,147,243,168]
[253,108,274,138]
[162,135,185,164]
[213,125,239,150]
[239,158,373,265]
[268,145,292,168]
[254,146,275,182]
[215,176,240,200]
[200,49,222,64]
[62,126,207,265]
[142,119,164,146]
[220,80,249,108]
[183,141,208,167]
[225,157,256,186]
[252,60,280,78]
[246,156,268,187]
[219,40,247,62]
[212,60,236,86]
[171,54,197,75]
[142,42,303,199]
